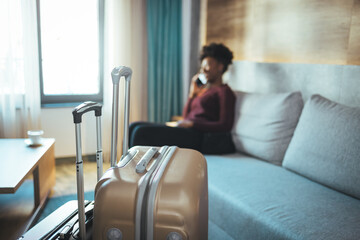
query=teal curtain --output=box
[147,0,182,123]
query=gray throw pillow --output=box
[283,94,360,199]
[232,91,303,165]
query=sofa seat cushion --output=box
[232,91,303,165]
[206,153,360,240]
[283,95,360,200]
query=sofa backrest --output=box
[223,61,360,108]
[232,91,303,165]
[283,94,360,200]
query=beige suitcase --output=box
[93,145,208,240]
[92,67,208,240]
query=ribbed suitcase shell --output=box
[93,146,208,240]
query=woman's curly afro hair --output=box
[200,43,233,73]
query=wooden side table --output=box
[0,138,55,236]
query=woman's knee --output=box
[129,123,162,147]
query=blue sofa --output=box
[206,91,360,240]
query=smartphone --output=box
[196,73,207,87]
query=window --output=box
[37,0,104,106]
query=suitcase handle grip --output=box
[111,66,132,84]
[72,101,102,124]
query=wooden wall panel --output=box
[206,0,249,59]
[206,0,360,65]
[348,0,360,64]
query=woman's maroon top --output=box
[182,84,236,132]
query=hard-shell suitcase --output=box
[93,146,208,240]
[92,66,208,240]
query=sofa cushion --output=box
[283,94,360,200]
[232,91,303,165]
[206,153,360,240]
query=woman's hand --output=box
[189,73,204,98]
[177,119,194,128]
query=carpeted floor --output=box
[36,191,95,224]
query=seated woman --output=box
[129,43,236,154]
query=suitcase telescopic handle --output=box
[110,66,132,167]
[72,101,102,124]
[72,101,103,240]
[72,101,104,181]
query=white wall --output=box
[41,107,97,158]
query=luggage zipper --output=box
[135,146,169,240]
[145,146,178,240]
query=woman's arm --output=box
[182,74,206,119]
[182,97,193,119]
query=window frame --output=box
[36,0,105,106]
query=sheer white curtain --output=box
[0,0,41,138]
[102,0,148,160]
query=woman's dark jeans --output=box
[129,121,235,154]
